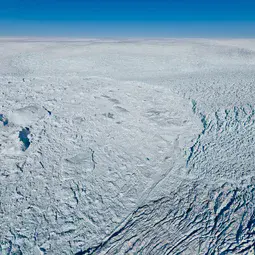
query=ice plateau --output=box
[0,38,255,255]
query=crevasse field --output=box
[1,38,255,255]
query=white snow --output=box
[0,38,255,255]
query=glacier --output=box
[0,38,255,254]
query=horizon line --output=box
[1,36,255,42]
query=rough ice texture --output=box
[0,38,255,254]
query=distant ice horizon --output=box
[1,36,255,42]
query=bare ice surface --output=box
[0,39,255,254]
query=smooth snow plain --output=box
[0,38,255,255]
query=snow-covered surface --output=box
[0,38,255,254]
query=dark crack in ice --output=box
[0,114,8,126]
[19,127,31,151]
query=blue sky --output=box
[0,0,255,37]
